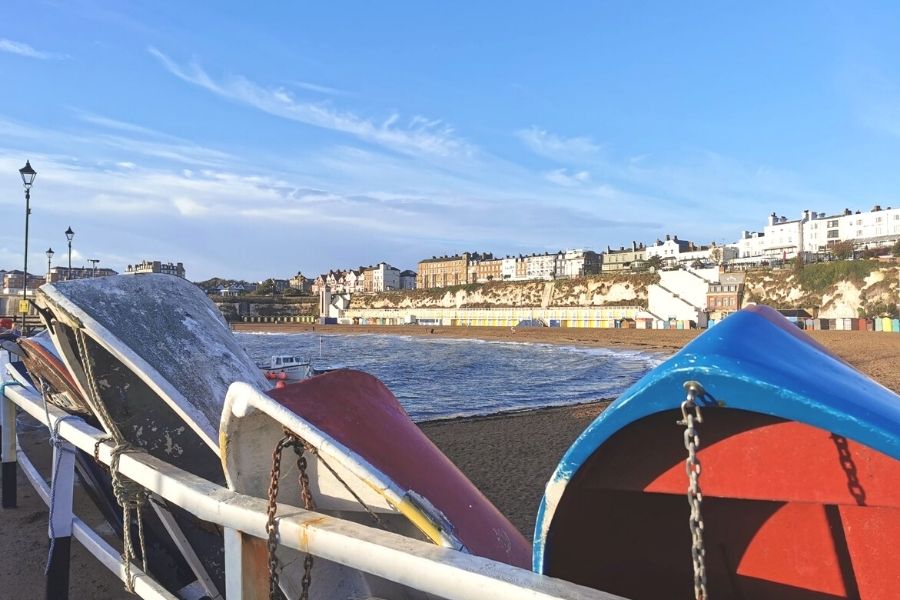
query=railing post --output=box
[1,386,17,508]
[224,527,268,599]
[45,438,76,599]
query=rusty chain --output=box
[678,380,707,600]
[266,430,316,600]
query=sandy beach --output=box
[2,324,898,598]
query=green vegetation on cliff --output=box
[794,260,879,294]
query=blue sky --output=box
[2,2,900,280]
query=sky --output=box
[2,2,900,281]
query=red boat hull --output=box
[268,369,531,569]
[545,408,900,599]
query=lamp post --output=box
[89,259,99,278]
[65,226,74,280]
[18,161,36,333]
[46,248,54,282]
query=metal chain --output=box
[831,433,867,506]
[293,441,315,600]
[678,381,707,600]
[266,432,316,600]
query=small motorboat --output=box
[534,305,900,599]
[258,354,316,381]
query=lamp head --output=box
[19,160,37,189]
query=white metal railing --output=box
[2,382,625,600]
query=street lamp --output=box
[89,259,99,277]
[65,226,74,280]
[46,248,54,281]
[18,160,36,332]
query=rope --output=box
[37,378,79,573]
[74,329,150,593]
[110,444,150,591]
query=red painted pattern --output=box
[547,409,900,599]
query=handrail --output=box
[5,383,624,600]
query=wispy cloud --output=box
[0,38,69,60]
[545,168,591,187]
[517,126,601,163]
[289,80,348,96]
[0,113,234,169]
[148,47,470,157]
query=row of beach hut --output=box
[799,317,900,332]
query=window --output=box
[828,220,839,228]
[827,230,839,239]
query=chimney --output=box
[768,212,777,226]
[873,205,882,212]
[803,209,810,220]
[844,208,852,216]
[665,234,671,241]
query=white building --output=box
[731,231,767,260]
[832,205,900,251]
[371,262,401,292]
[126,260,185,278]
[644,236,691,265]
[736,206,900,262]
[556,249,601,278]
[762,213,805,259]
[501,257,519,281]
[525,253,560,280]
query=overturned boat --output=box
[534,305,900,599]
[29,274,529,598]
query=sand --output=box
[2,324,898,597]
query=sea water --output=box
[237,332,665,421]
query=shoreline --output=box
[415,397,613,426]
[234,322,900,393]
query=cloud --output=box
[74,110,180,140]
[0,39,69,60]
[545,168,591,187]
[172,196,210,216]
[517,126,601,163]
[0,113,235,169]
[289,80,348,96]
[148,47,470,157]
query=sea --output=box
[237,332,666,421]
